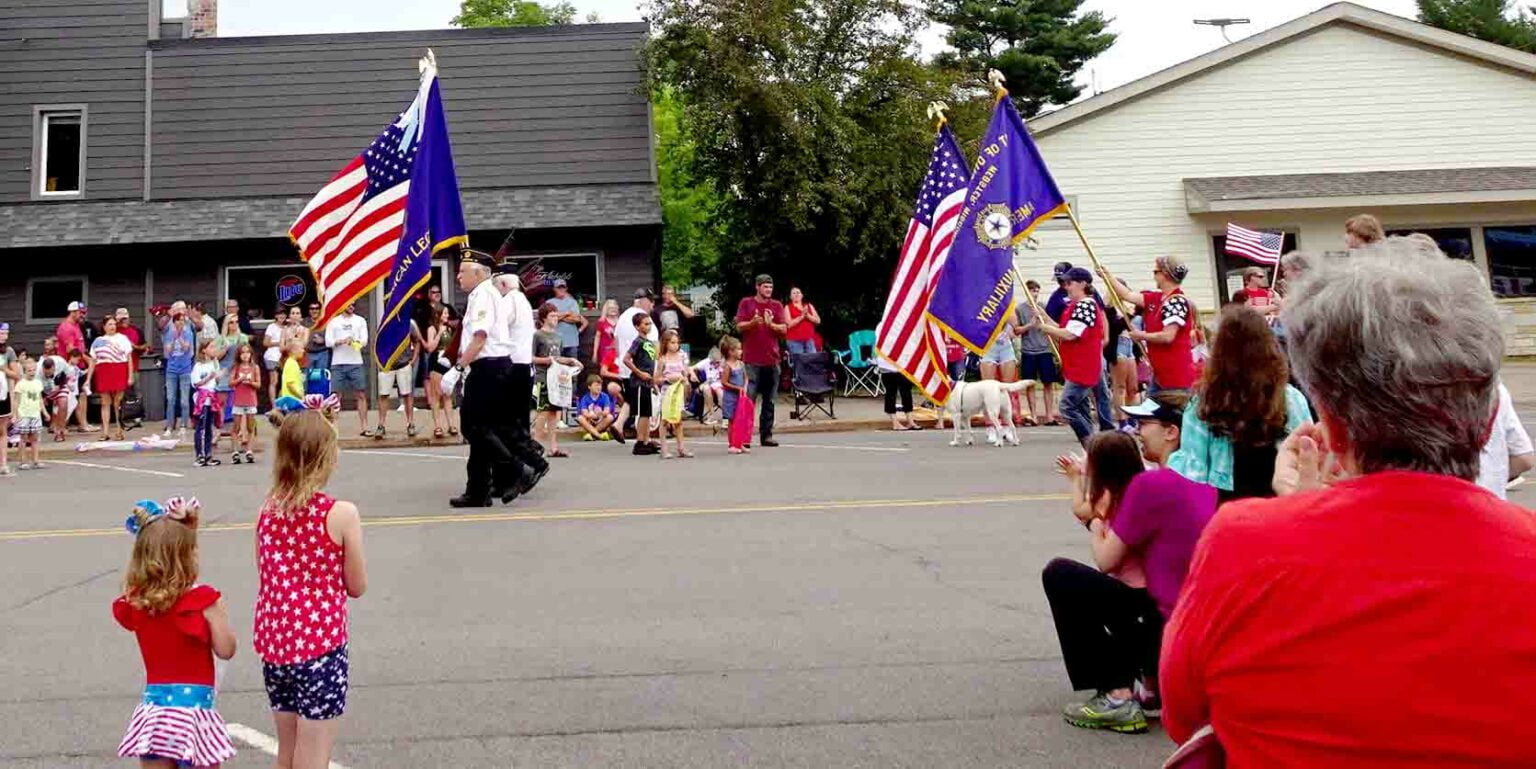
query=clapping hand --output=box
[1055,451,1085,479]
[1273,422,1344,496]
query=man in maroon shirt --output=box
[1112,255,1196,394]
[734,274,787,447]
[1161,238,1536,767]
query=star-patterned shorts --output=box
[263,644,349,720]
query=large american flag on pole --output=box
[876,123,967,405]
[289,97,423,326]
[1225,222,1284,265]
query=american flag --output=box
[289,119,420,325]
[876,124,966,404]
[1225,222,1284,265]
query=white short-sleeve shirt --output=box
[464,280,513,359]
[1477,383,1533,499]
[504,290,535,365]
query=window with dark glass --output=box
[27,278,87,323]
[1210,232,1298,304]
[39,111,82,195]
[1385,227,1474,261]
[1486,226,1536,298]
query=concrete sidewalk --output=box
[30,391,918,457]
[33,362,1536,457]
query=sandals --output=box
[549,449,571,458]
[360,428,376,438]
[374,426,387,441]
[679,450,695,459]
[407,423,419,438]
[433,428,445,439]
[448,426,460,437]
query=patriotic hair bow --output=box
[304,393,341,415]
[124,496,201,535]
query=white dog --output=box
[943,379,1033,447]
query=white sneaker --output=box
[0,466,14,477]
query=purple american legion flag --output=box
[1225,223,1284,265]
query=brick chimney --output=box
[188,0,217,38]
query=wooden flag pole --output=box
[1064,207,1149,358]
[1011,266,1062,364]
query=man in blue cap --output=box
[1041,267,1116,444]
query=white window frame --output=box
[25,275,89,325]
[32,105,87,200]
[369,257,457,330]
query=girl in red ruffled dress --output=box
[114,496,237,768]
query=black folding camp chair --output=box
[789,351,836,421]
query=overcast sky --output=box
[189,0,1422,93]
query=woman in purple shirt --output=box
[1044,428,1217,735]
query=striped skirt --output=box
[118,684,235,766]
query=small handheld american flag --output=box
[1225,223,1284,265]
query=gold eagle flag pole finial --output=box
[987,68,1007,96]
[927,101,949,129]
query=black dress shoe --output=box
[498,483,521,505]
[449,494,494,508]
[760,438,780,447]
[519,465,549,494]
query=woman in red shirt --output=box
[1162,239,1536,768]
[784,287,822,354]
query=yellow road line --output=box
[0,493,1069,542]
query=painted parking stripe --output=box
[48,459,186,478]
[0,493,1068,542]
[228,722,350,769]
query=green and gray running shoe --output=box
[1062,692,1149,734]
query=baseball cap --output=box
[1064,267,1094,284]
[634,287,656,300]
[67,301,85,312]
[1052,262,1074,280]
[114,307,130,318]
[1155,255,1189,283]
[755,274,774,286]
[552,278,568,288]
[0,322,9,333]
[1122,397,1184,426]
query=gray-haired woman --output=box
[1158,237,1536,767]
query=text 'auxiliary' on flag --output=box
[288,51,468,370]
[1225,222,1284,266]
[876,121,967,404]
[927,87,1068,354]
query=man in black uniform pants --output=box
[495,264,549,494]
[450,251,527,508]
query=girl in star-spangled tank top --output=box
[253,408,368,767]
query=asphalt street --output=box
[5,423,1530,767]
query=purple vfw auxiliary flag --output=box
[927,92,1068,354]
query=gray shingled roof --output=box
[1185,167,1536,203]
[0,184,660,249]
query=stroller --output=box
[789,350,836,421]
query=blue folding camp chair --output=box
[835,329,883,397]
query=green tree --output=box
[644,0,957,335]
[452,0,578,27]
[928,0,1116,117]
[1418,0,1536,52]
[653,86,723,289]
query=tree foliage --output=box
[1418,0,1536,52]
[452,0,578,27]
[644,0,958,336]
[928,0,1115,118]
[653,86,723,290]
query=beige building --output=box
[1017,2,1536,353]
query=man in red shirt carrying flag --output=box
[1111,255,1197,395]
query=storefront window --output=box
[499,253,601,311]
[1386,227,1473,261]
[1487,226,1536,298]
[226,267,318,323]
